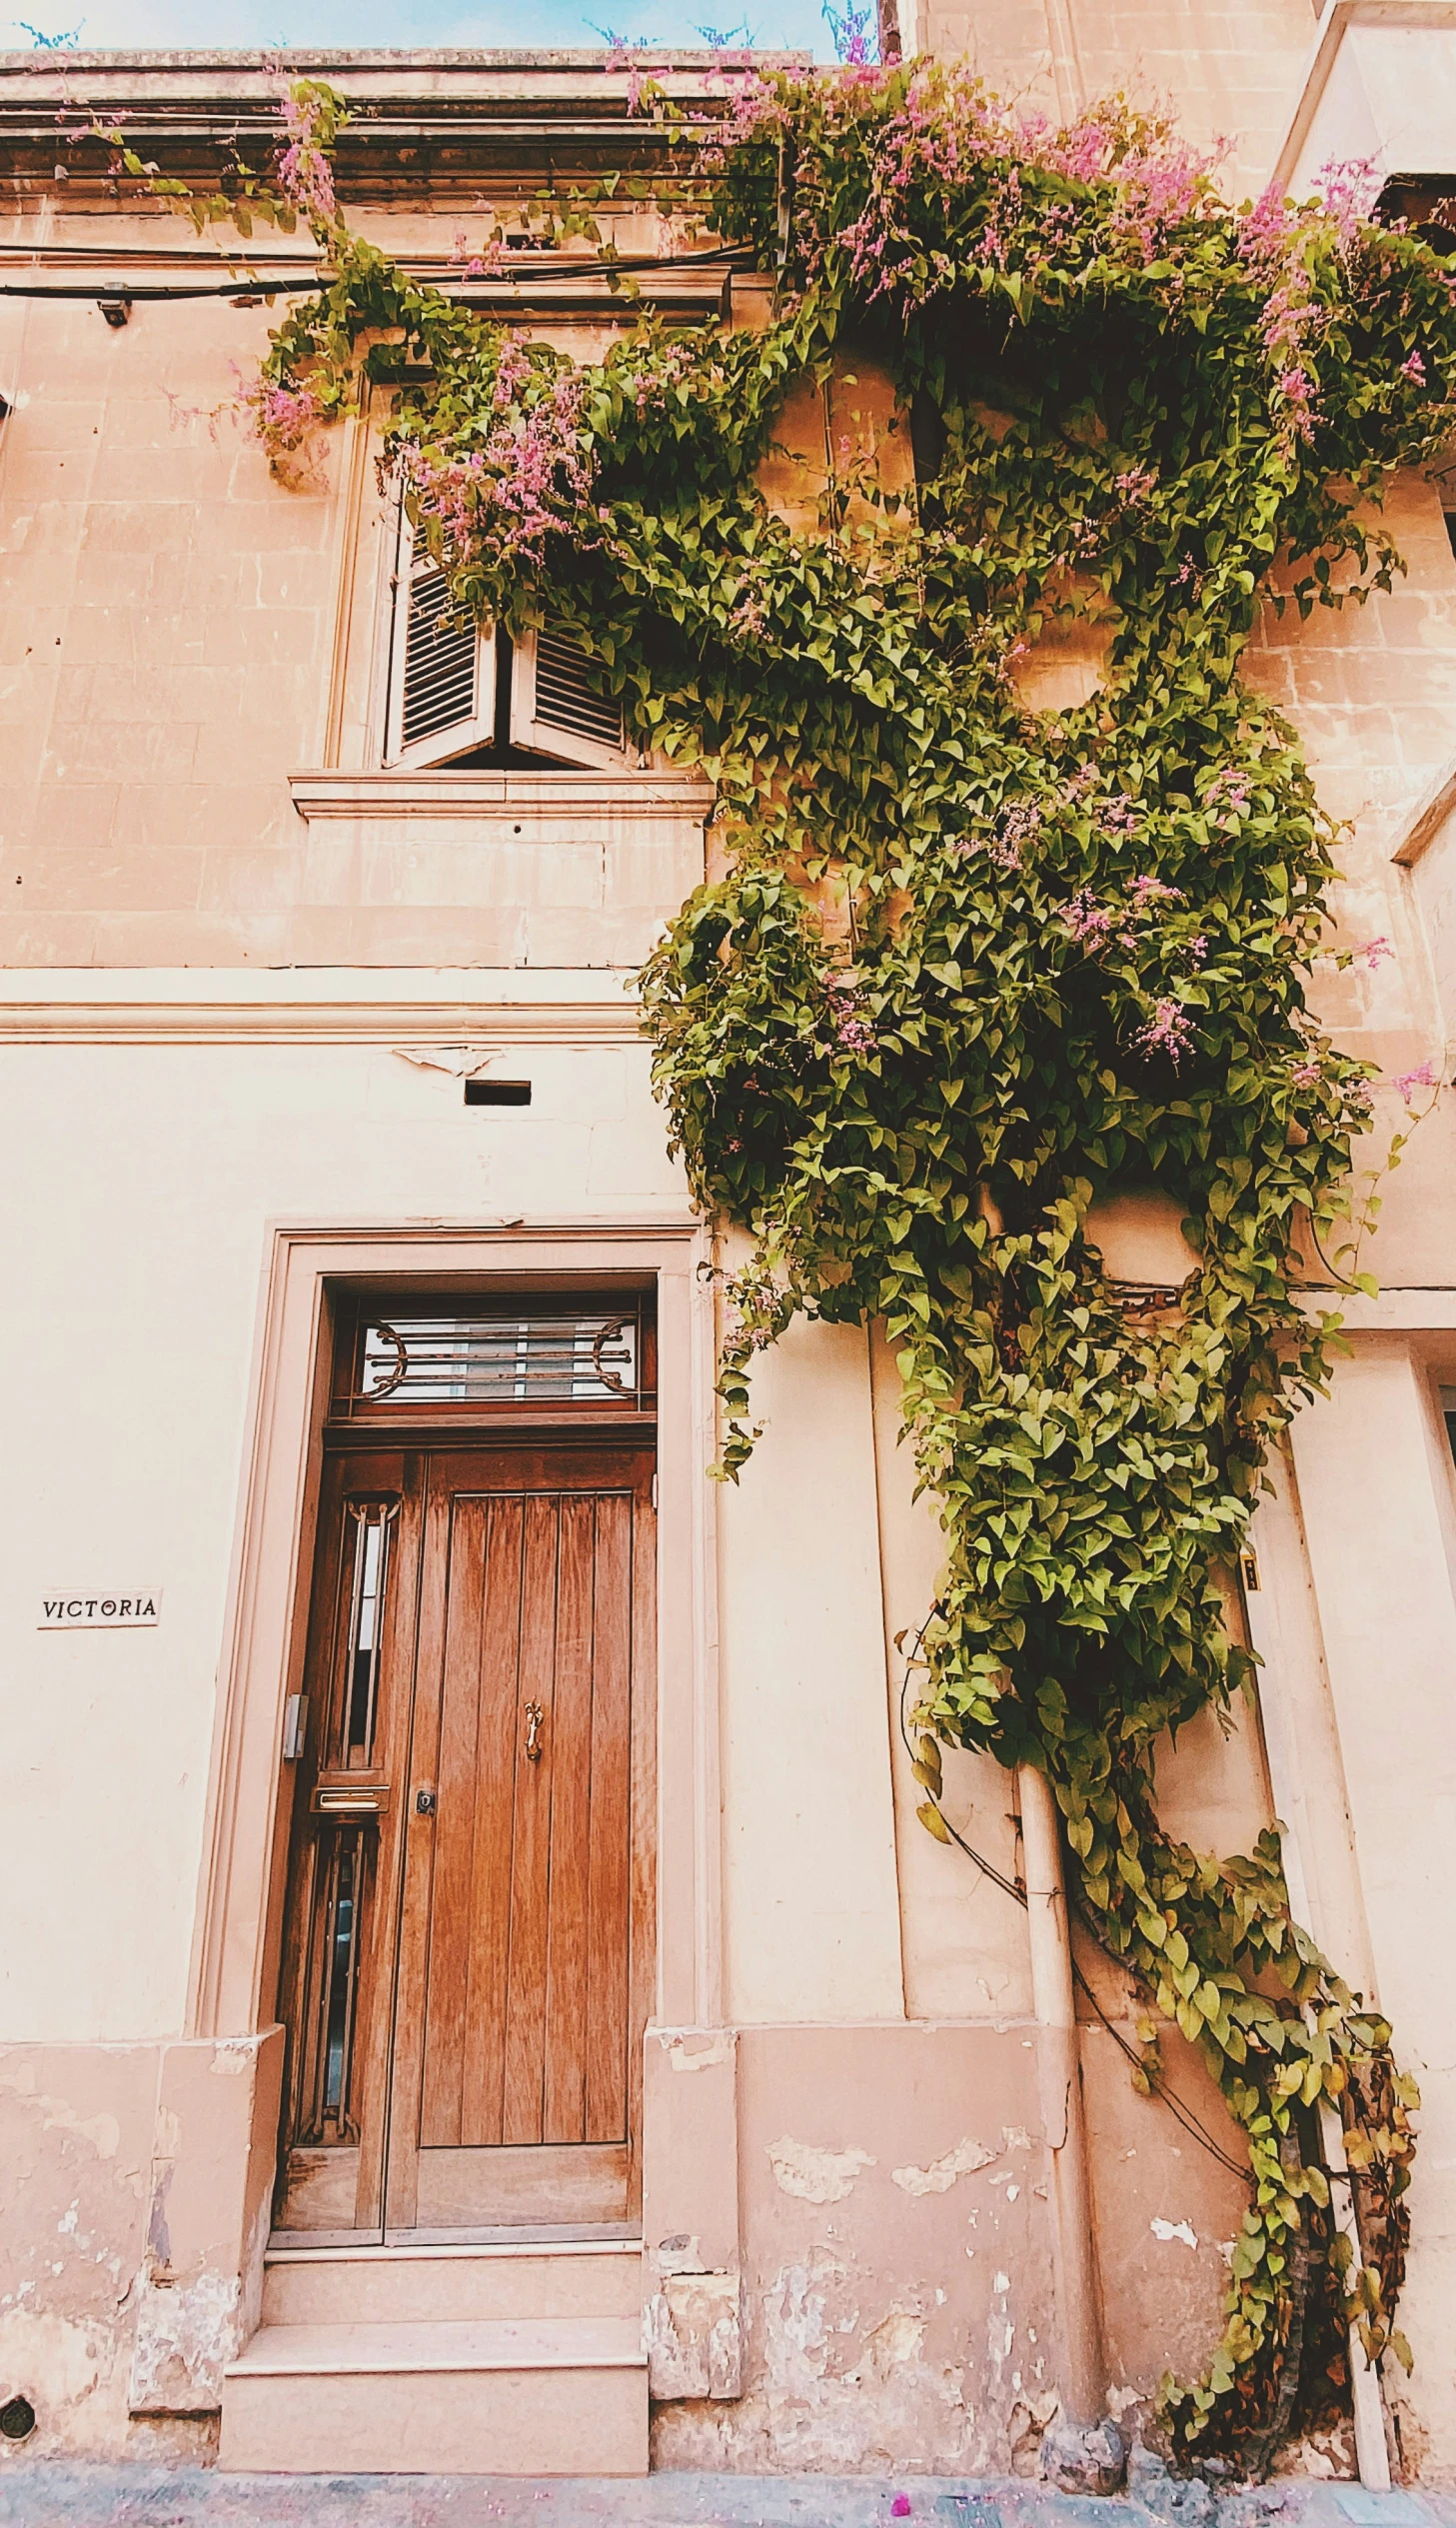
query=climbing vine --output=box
[122,61,1451,2464]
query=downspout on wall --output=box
[1017,1764,1121,2487]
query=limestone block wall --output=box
[1244,476,1456,1285]
[909,0,1317,193]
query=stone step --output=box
[262,2239,644,2327]
[219,2315,648,2475]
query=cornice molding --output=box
[0,994,645,1047]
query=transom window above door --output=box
[386,541,635,774]
[330,1290,657,1429]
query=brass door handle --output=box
[525,1700,545,1762]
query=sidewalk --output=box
[0,2471,1449,2528]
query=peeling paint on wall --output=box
[644,2269,742,2399]
[127,2266,243,2416]
[765,2136,875,2205]
[890,2137,997,2197]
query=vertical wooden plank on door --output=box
[502,1493,562,2146]
[585,1492,633,2145]
[418,1495,488,2147]
[543,1493,598,2143]
[382,1451,455,2235]
[459,1495,528,2148]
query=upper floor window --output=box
[385,530,633,774]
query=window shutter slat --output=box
[400,568,480,750]
[530,625,626,752]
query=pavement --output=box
[0,2472,1451,2528]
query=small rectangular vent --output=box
[465,1079,532,1107]
[360,1310,639,1404]
[401,568,479,749]
[533,624,626,751]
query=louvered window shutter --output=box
[510,619,631,769]
[386,554,497,768]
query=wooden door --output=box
[274,1440,654,2242]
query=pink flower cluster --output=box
[1315,155,1381,248]
[1205,764,1252,825]
[1236,184,1293,267]
[600,39,656,118]
[619,337,697,417]
[1064,887,1116,950]
[1062,869,1188,962]
[950,801,1041,870]
[1134,997,1196,1065]
[1113,464,1158,507]
[1234,166,1404,442]
[1104,136,1210,262]
[823,82,1218,311]
[276,88,337,230]
[236,376,327,455]
[397,356,596,574]
[450,227,506,281]
[1391,1059,1438,1102]
[990,801,1040,868]
[728,590,768,643]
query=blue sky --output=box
[7,0,830,56]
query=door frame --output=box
[185,1221,722,2071]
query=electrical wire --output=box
[0,244,755,305]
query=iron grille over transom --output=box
[359,1309,639,1404]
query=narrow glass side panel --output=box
[303,1825,366,2146]
[335,1499,396,1768]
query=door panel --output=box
[277,1430,654,2242]
[385,1447,653,2233]
[412,2141,629,2232]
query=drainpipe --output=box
[1018,1763,1108,2434]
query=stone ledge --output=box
[289,770,713,823]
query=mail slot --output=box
[311,1778,391,1819]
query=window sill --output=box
[290,770,713,822]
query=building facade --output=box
[1,12,1455,2487]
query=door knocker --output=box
[525,1699,546,1762]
